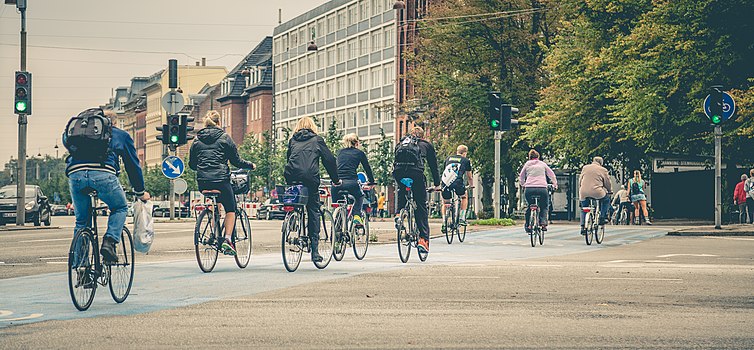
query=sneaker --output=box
[524,224,532,234]
[645,219,652,225]
[221,238,237,256]
[580,226,587,235]
[634,218,639,225]
[76,269,95,289]
[394,215,402,230]
[417,238,429,254]
[353,215,364,227]
[311,251,324,262]
[459,218,467,226]
[540,224,548,232]
[100,237,118,263]
[441,224,447,234]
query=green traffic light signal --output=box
[711,115,722,124]
[15,101,28,112]
[170,135,179,143]
[490,119,500,128]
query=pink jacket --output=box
[519,159,557,188]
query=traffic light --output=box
[179,115,195,145]
[14,71,31,115]
[501,104,519,131]
[156,124,168,144]
[709,87,723,125]
[487,91,502,131]
[167,115,180,145]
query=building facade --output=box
[272,0,398,151]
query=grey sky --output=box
[0,0,326,162]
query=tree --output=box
[368,128,394,188]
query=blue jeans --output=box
[580,197,611,227]
[69,170,128,243]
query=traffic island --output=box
[669,224,754,236]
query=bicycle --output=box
[280,184,335,272]
[194,170,253,273]
[582,196,607,245]
[396,178,436,263]
[67,189,136,311]
[332,183,371,261]
[526,195,545,247]
[442,185,470,244]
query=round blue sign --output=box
[162,156,185,179]
[703,92,736,122]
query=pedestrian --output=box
[746,169,754,224]
[629,170,651,225]
[377,192,386,219]
[612,185,631,224]
[734,174,748,224]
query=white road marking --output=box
[704,237,754,241]
[45,262,68,265]
[401,276,500,279]
[163,250,194,253]
[39,257,67,260]
[18,238,70,243]
[0,310,12,317]
[585,277,683,281]
[656,254,718,258]
[0,313,43,322]
[0,263,32,266]
[525,264,563,267]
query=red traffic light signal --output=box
[14,71,31,115]
[15,73,27,85]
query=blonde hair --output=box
[343,133,359,148]
[633,170,642,183]
[528,149,540,160]
[204,110,220,128]
[294,116,318,134]
[411,126,424,138]
[103,109,117,121]
[457,145,468,155]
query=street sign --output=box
[161,156,184,179]
[703,91,736,122]
[161,91,185,115]
[173,178,188,194]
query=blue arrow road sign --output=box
[704,91,736,122]
[162,156,184,179]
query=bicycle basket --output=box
[230,173,250,194]
[280,185,308,206]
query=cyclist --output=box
[393,126,440,255]
[441,144,474,233]
[188,110,256,256]
[64,108,150,263]
[333,133,375,226]
[612,185,631,224]
[579,156,612,234]
[283,116,340,263]
[518,149,557,233]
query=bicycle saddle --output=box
[400,178,414,188]
[79,187,97,196]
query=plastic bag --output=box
[132,200,154,254]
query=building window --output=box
[359,70,369,91]
[347,39,357,61]
[337,9,347,28]
[282,64,288,81]
[290,61,298,78]
[371,68,381,88]
[316,83,324,101]
[290,31,298,48]
[359,0,369,21]
[326,79,335,99]
[382,63,394,86]
[327,14,336,34]
[359,35,369,56]
[359,106,369,125]
[372,105,382,123]
[348,108,357,128]
[384,26,394,48]
[298,27,306,46]
[337,43,346,63]
[347,73,357,94]
[348,4,358,26]
[317,51,325,70]
[337,77,345,96]
[371,0,383,16]
[282,33,289,52]
[316,19,324,38]
[299,89,306,106]
[308,55,316,73]
[337,112,346,129]
[327,46,335,67]
[371,31,381,51]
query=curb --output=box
[0,226,61,232]
[668,231,754,237]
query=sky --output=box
[0,0,327,163]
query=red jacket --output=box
[734,181,748,204]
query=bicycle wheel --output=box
[397,209,411,263]
[458,208,467,243]
[444,207,454,244]
[234,209,253,268]
[539,225,545,245]
[194,210,219,273]
[68,229,97,311]
[313,209,334,269]
[353,213,369,260]
[585,212,594,245]
[596,221,605,244]
[109,227,134,303]
[529,210,537,247]
[282,211,303,272]
[332,207,346,262]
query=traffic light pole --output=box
[714,125,722,229]
[494,131,502,219]
[15,6,27,226]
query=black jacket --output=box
[284,129,339,186]
[337,148,374,182]
[189,126,253,183]
[394,137,440,187]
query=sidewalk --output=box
[669,223,754,236]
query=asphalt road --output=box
[1,218,753,348]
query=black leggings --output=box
[198,180,236,213]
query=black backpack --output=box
[64,108,112,162]
[394,135,424,168]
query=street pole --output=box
[15,5,27,226]
[714,125,722,229]
[494,131,501,219]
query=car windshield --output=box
[0,187,35,199]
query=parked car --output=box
[51,204,70,216]
[0,185,52,226]
[256,198,286,220]
[152,201,190,218]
